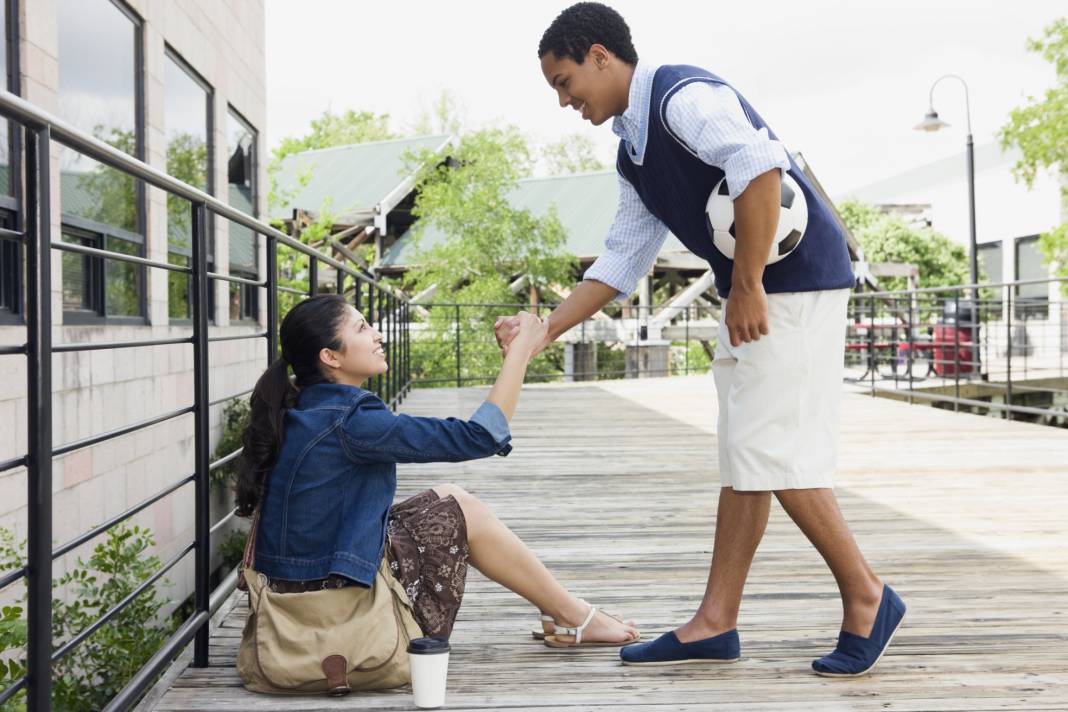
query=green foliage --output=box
[76,126,139,233]
[165,131,210,319]
[218,528,249,570]
[403,126,577,384]
[406,126,577,301]
[210,398,250,487]
[839,200,970,291]
[273,109,397,163]
[542,133,607,175]
[999,17,1068,292]
[266,110,384,314]
[410,90,465,137]
[0,525,174,712]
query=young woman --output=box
[236,294,638,657]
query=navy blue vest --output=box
[616,65,855,298]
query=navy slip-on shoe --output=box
[620,629,740,666]
[812,585,906,677]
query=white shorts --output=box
[713,288,851,491]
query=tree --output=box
[999,17,1068,292]
[542,133,607,175]
[272,109,397,163]
[404,126,577,383]
[839,200,970,290]
[165,132,209,318]
[410,90,465,137]
[266,110,391,315]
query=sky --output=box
[265,0,1064,198]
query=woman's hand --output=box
[509,311,549,359]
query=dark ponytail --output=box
[235,294,352,516]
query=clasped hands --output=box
[494,312,551,359]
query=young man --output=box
[496,2,905,675]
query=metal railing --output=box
[845,277,1067,424]
[407,302,721,387]
[410,278,1067,427]
[0,90,411,711]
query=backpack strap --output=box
[236,509,260,593]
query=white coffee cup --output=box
[408,637,451,709]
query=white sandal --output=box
[542,602,641,649]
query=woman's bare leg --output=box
[434,484,636,643]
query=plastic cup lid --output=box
[408,637,451,654]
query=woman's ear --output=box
[319,347,341,370]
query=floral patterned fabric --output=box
[385,489,469,639]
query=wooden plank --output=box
[142,377,1068,711]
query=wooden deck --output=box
[140,376,1068,711]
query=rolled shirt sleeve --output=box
[583,175,670,302]
[341,395,512,464]
[664,81,790,200]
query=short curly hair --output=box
[538,3,638,66]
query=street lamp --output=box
[914,74,977,289]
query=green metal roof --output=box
[268,134,452,223]
[381,170,685,267]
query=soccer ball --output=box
[704,173,809,265]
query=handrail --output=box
[0,89,402,296]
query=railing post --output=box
[25,126,54,712]
[308,255,317,297]
[1006,283,1013,420]
[954,291,960,412]
[266,235,278,362]
[390,293,397,406]
[869,294,876,396]
[906,295,914,403]
[190,201,211,667]
[455,304,461,388]
[376,286,384,397]
[685,304,690,375]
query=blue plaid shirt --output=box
[585,61,792,300]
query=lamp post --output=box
[914,74,978,290]
[915,74,981,370]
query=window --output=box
[0,0,14,199]
[164,49,213,321]
[0,211,18,318]
[57,0,144,320]
[227,108,258,322]
[977,241,1003,311]
[60,226,143,320]
[1014,235,1049,320]
[0,0,21,323]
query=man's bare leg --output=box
[675,487,771,643]
[774,488,883,636]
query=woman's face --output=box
[321,305,387,386]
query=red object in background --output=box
[933,325,975,376]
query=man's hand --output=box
[723,283,769,347]
[495,314,551,358]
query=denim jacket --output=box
[254,383,512,585]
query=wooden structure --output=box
[139,377,1068,711]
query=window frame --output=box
[1013,234,1049,320]
[59,221,145,325]
[226,105,259,323]
[0,0,22,325]
[163,45,215,324]
[57,0,147,324]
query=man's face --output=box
[540,47,622,126]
